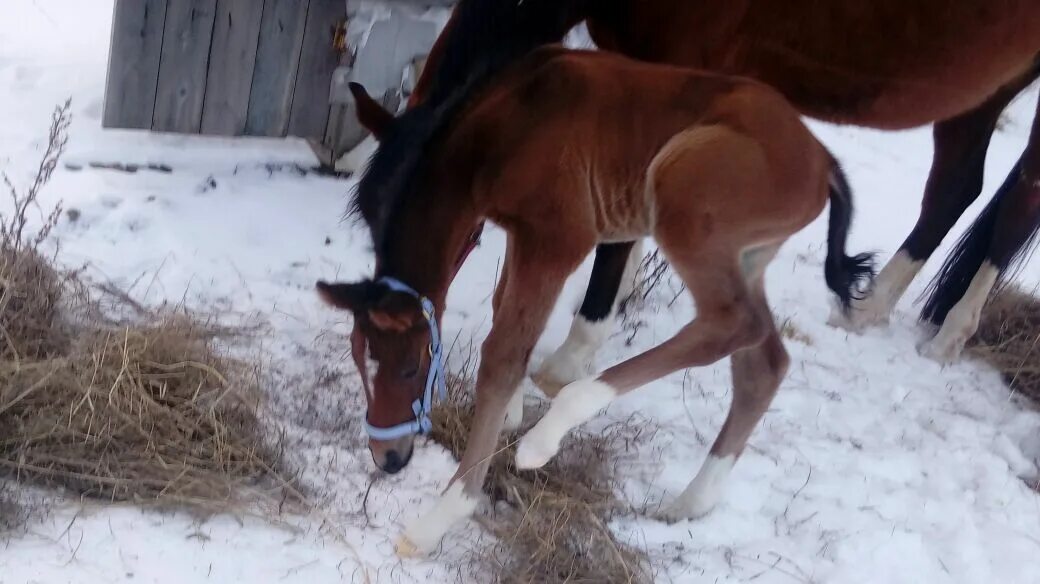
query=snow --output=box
[2,1,1039,583]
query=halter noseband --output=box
[363,276,447,441]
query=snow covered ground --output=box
[2,1,1039,583]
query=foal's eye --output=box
[401,366,420,379]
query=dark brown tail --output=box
[824,158,876,312]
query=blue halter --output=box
[363,276,447,441]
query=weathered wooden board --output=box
[287,0,346,140]
[244,0,311,137]
[200,0,265,135]
[152,0,218,133]
[102,0,169,129]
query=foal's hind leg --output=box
[533,239,643,397]
[516,248,769,470]
[659,248,788,521]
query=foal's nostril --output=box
[382,449,408,474]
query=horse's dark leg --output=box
[532,239,642,397]
[919,92,1040,362]
[835,63,1040,330]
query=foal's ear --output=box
[349,82,394,139]
[316,280,420,333]
[316,280,372,313]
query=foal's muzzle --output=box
[370,437,414,474]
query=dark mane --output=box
[350,0,595,255]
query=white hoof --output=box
[657,454,734,523]
[530,366,578,398]
[917,334,964,364]
[656,497,717,524]
[827,296,889,332]
[515,429,561,470]
[533,315,611,397]
[394,533,429,558]
[503,390,525,432]
[396,482,478,556]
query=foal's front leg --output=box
[397,242,583,556]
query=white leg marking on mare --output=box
[658,454,736,522]
[503,388,525,432]
[830,250,923,331]
[918,261,999,364]
[533,240,644,395]
[515,378,617,469]
[396,481,479,557]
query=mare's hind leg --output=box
[834,63,1040,331]
[919,93,1040,362]
[533,239,643,397]
[659,246,788,521]
[516,246,770,470]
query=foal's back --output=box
[452,47,831,243]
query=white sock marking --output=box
[503,389,525,432]
[534,315,612,392]
[398,481,479,556]
[831,250,923,330]
[661,454,735,521]
[534,239,644,393]
[516,378,617,469]
[919,262,999,363]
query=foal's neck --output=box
[377,186,480,308]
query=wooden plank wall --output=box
[244,0,310,137]
[102,0,169,129]
[152,0,218,133]
[103,0,450,152]
[201,0,265,135]
[287,0,347,140]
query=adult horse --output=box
[403,0,1040,384]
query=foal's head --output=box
[317,279,436,473]
[317,83,480,474]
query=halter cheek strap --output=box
[363,277,447,441]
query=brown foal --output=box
[407,0,1040,379]
[318,47,872,555]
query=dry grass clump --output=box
[970,286,1040,405]
[0,102,294,513]
[430,362,653,583]
[0,483,23,534]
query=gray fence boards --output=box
[104,0,453,161]
[287,0,346,139]
[152,0,218,133]
[201,0,265,135]
[102,0,168,129]
[244,0,310,137]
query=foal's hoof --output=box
[395,527,441,558]
[394,534,425,558]
[655,498,717,524]
[515,430,560,470]
[395,516,443,558]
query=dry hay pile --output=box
[0,102,293,513]
[971,286,1040,406]
[0,482,23,535]
[431,369,654,584]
